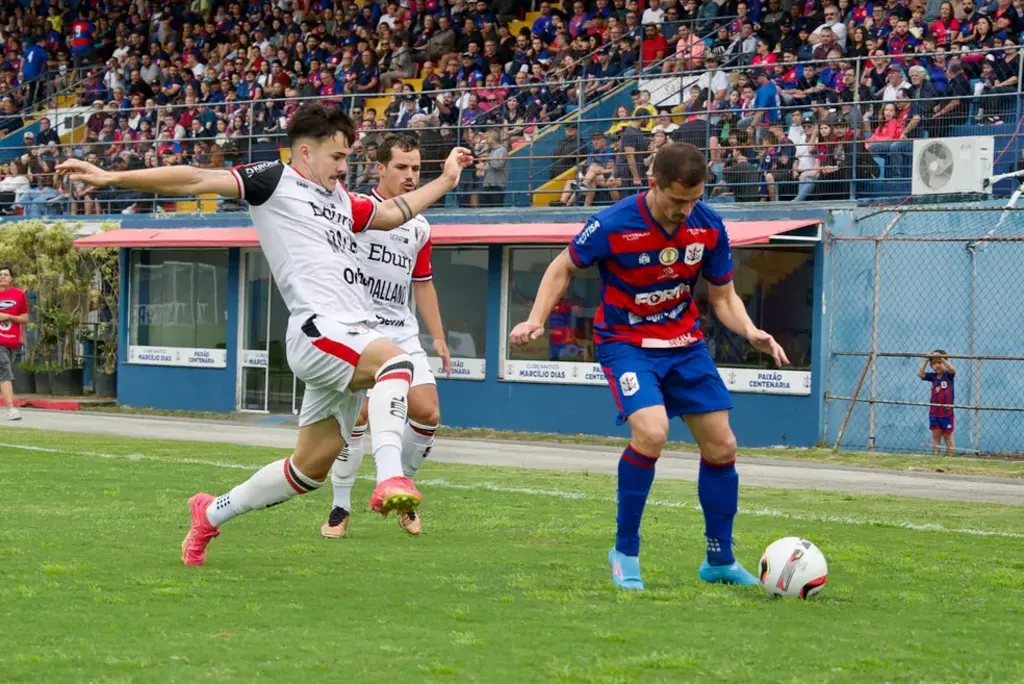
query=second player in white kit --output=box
[322,134,451,538]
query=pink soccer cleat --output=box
[369,476,422,517]
[181,493,220,566]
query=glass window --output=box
[504,246,814,370]
[694,247,814,370]
[129,249,229,349]
[506,247,602,362]
[417,247,489,359]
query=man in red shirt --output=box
[0,265,30,420]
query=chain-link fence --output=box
[825,203,1024,456]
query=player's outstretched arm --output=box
[56,159,240,199]
[369,147,473,230]
[707,280,790,367]
[510,249,578,345]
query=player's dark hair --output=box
[286,103,356,147]
[378,134,421,166]
[651,143,708,189]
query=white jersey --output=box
[355,187,433,341]
[230,161,378,326]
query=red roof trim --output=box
[73,220,820,249]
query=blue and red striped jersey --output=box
[567,193,734,349]
[923,371,954,418]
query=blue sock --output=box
[615,444,658,556]
[698,457,738,566]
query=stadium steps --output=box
[173,193,219,213]
[532,167,576,206]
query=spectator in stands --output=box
[549,122,587,179]
[0,98,24,137]
[479,129,509,207]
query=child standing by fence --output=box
[918,350,956,456]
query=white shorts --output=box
[286,314,384,433]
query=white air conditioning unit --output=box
[911,136,994,196]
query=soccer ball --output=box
[758,537,828,600]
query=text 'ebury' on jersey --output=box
[231,160,378,326]
[568,193,734,349]
[354,187,433,341]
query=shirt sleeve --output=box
[568,215,611,269]
[412,221,433,282]
[702,216,734,286]
[348,191,378,233]
[230,160,284,206]
[922,372,936,382]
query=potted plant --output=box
[83,233,119,398]
[12,360,35,395]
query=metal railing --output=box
[1,44,1022,215]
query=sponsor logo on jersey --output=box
[0,299,17,310]
[684,243,704,265]
[326,227,358,254]
[310,201,354,229]
[576,218,600,245]
[363,275,408,306]
[375,315,407,327]
[659,247,679,265]
[634,283,690,307]
[621,231,646,241]
[638,253,651,265]
[368,243,413,271]
[245,161,279,177]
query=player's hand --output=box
[442,147,474,188]
[509,321,544,346]
[55,159,115,188]
[434,337,452,377]
[747,329,790,367]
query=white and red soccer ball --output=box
[759,537,828,600]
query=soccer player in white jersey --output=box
[321,134,449,539]
[57,104,473,566]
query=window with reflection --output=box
[504,246,814,369]
[506,247,602,362]
[417,247,489,359]
[694,247,814,369]
[129,249,229,349]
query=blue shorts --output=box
[929,416,954,433]
[597,340,733,425]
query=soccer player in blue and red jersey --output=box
[918,350,956,456]
[510,144,789,590]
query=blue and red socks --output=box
[698,456,738,566]
[615,444,658,557]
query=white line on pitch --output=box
[4,442,1024,540]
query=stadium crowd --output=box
[0,0,1022,213]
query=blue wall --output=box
[824,208,1024,453]
[116,247,240,413]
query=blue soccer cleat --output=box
[608,547,644,590]
[698,557,760,586]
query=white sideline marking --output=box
[4,442,1024,540]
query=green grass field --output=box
[2,428,1024,683]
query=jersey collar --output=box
[371,187,387,201]
[637,192,683,241]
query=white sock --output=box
[330,424,366,511]
[206,456,322,527]
[368,355,413,483]
[402,419,437,479]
